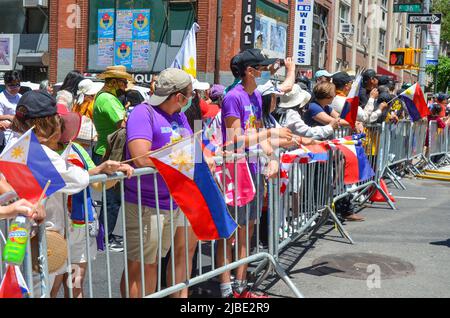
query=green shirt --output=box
[93,92,125,156]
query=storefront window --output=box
[254,0,288,59]
[88,0,195,73]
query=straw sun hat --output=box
[96,65,133,81]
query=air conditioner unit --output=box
[23,0,48,8]
[340,23,355,36]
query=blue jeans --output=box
[92,153,121,238]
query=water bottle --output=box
[2,215,30,265]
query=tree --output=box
[426,55,450,93]
[432,0,450,43]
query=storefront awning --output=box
[16,52,49,67]
[377,66,398,81]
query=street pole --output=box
[418,0,431,88]
[214,0,223,84]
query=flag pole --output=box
[35,180,51,208]
[120,130,203,164]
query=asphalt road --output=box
[55,174,450,298]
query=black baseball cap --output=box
[377,75,390,86]
[237,49,277,68]
[332,72,354,88]
[362,69,378,84]
[15,90,57,120]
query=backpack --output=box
[103,102,154,163]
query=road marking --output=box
[394,196,427,200]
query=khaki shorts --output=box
[125,202,184,264]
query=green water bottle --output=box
[2,215,30,265]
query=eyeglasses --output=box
[6,83,20,88]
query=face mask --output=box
[255,71,271,86]
[180,97,193,113]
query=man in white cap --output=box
[123,68,196,298]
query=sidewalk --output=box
[261,176,450,298]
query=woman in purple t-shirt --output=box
[123,68,196,298]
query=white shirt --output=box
[331,95,382,124]
[280,109,334,140]
[0,90,21,145]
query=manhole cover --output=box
[311,253,415,280]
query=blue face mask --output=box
[255,71,271,86]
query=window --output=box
[379,30,386,55]
[339,4,350,26]
[88,0,195,73]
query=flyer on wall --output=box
[114,41,133,68]
[132,10,151,40]
[97,39,115,67]
[0,34,13,70]
[116,10,133,41]
[132,40,150,69]
[98,9,115,39]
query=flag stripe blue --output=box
[400,96,422,121]
[27,133,66,196]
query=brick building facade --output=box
[48,0,418,86]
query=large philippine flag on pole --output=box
[399,83,430,122]
[340,74,362,129]
[170,23,200,78]
[0,128,66,203]
[149,134,238,241]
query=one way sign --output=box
[408,13,442,25]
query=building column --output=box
[351,0,359,71]
[48,0,58,84]
[330,0,340,72]
[197,0,218,83]
[74,0,88,74]
[373,0,380,70]
[386,0,395,72]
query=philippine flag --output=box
[328,139,375,185]
[399,83,430,121]
[340,75,362,129]
[0,265,30,298]
[149,135,238,241]
[0,129,66,203]
[280,144,329,194]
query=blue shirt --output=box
[303,101,333,127]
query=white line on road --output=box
[394,196,427,200]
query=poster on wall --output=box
[116,10,133,41]
[97,39,114,67]
[132,40,150,69]
[0,34,13,71]
[98,9,115,39]
[292,0,314,65]
[114,41,133,68]
[254,15,287,59]
[132,10,151,40]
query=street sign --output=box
[394,4,422,13]
[408,13,442,25]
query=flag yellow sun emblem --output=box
[182,57,196,78]
[11,146,25,160]
[169,149,194,173]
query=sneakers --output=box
[233,288,269,298]
[107,234,124,252]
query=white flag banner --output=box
[170,23,200,78]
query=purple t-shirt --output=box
[124,103,193,210]
[221,84,262,173]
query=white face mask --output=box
[255,71,271,86]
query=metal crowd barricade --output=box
[26,153,302,298]
[427,121,450,168]
[333,123,396,211]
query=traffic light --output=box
[390,50,406,66]
[389,48,421,68]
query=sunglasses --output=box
[6,83,20,88]
[117,79,128,85]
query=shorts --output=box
[68,224,98,264]
[228,172,265,226]
[125,202,182,264]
